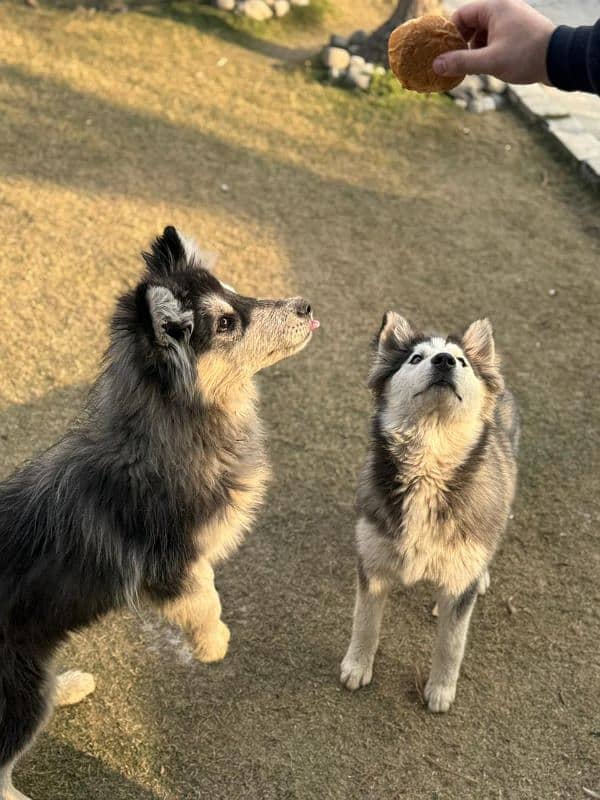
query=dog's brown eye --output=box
[409,354,423,365]
[217,315,235,332]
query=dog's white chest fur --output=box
[195,396,270,565]
[198,468,269,564]
[398,476,486,596]
[386,422,489,596]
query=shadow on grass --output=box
[0,62,437,242]
[140,1,318,62]
[20,737,162,800]
[44,0,328,63]
[0,384,91,476]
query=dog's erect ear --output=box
[368,311,416,396]
[462,319,504,393]
[462,319,495,366]
[146,285,194,346]
[143,226,212,276]
[376,311,414,350]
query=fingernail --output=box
[433,56,446,74]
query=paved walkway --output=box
[447,1,600,182]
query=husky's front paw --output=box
[192,620,231,663]
[424,678,456,713]
[340,654,374,691]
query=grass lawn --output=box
[0,1,599,797]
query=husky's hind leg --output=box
[161,558,230,663]
[55,670,96,707]
[477,569,490,596]
[425,582,479,713]
[1,762,33,800]
[433,569,488,617]
[0,652,52,800]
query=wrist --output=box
[534,20,557,84]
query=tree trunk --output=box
[358,0,442,66]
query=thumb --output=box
[433,46,497,77]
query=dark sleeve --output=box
[546,19,600,95]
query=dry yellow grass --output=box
[1,1,599,798]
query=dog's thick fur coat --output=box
[0,227,316,800]
[341,313,518,712]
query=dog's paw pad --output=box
[193,621,231,663]
[340,657,373,691]
[424,679,456,713]
[55,670,96,707]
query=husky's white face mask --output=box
[368,312,504,429]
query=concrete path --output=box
[447,1,600,182]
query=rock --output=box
[457,74,485,97]
[349,54,365,68]
[454,97,468,110]
[468,96,497,113]
[329,34,348,49]
[273,0,290,15]
[346,65,371,91]
[214,0,235,9]
[240,0,273,20]
[491,92,506,110]
[349,29,368,45]
[322,46,351,71]
[361,62,375,75]
[373,65,386,77]
[329,67,342,82]
[484,75,507,94]
[290,0,310,5]
[447,85,469,101]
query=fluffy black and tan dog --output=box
[0,226,318,800]
[341,312,518,713]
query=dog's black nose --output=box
[432,352,456,371]
[295,300,312,317]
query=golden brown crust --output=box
[388,14,467,93]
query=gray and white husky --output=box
[340,312,519,713]
[0,226,318,800]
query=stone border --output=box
[212,0,309,21]
[508,83,600,185]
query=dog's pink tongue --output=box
[309,319,320,332]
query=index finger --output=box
[451,1,492,42]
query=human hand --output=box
[432,0,556,84]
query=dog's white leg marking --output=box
[162,558,230,663]
[55,670,96,707]
[425,588,477,713]
[340,573,390,691]
[0,763,32,800]
[478,569,490,596]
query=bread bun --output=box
[388,14,467,93]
